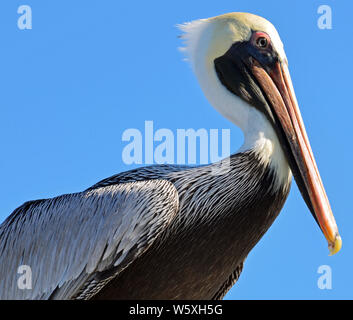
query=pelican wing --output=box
[0,180,179,300]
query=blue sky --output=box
[0,1,352,299]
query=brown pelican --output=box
[0,12,341,300]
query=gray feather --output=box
[0,180,179,300]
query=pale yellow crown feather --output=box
[178,12,287,68]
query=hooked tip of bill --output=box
[328,234,342,256]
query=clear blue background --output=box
[0,1,352,299]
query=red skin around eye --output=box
[251,31,271,47]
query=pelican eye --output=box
[256,37,268,48]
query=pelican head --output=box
[179,12,341,255]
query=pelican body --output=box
[0,13,341,300]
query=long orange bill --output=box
[251,59,341,255]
